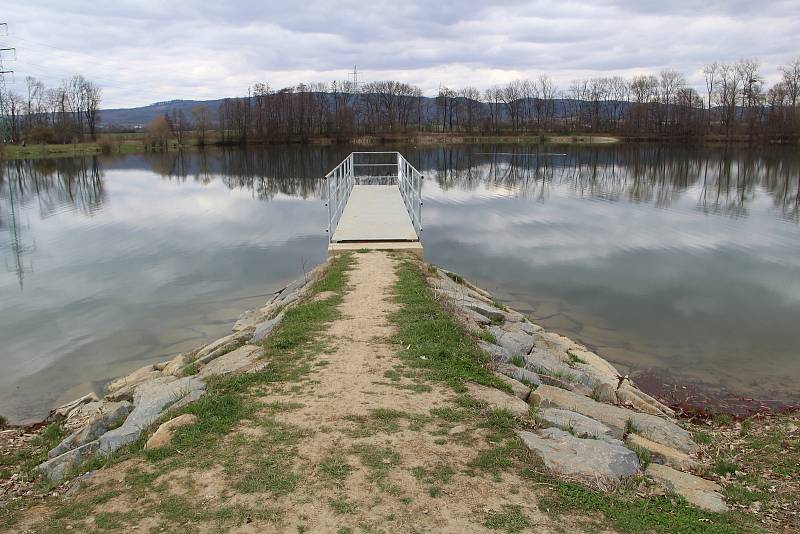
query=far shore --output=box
[2,130,799,161]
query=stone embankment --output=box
[429,267,728,513]
[38,258,727,514]
[36,262,328,483]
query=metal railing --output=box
[325,152,423,242]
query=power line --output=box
[1,22,15,142]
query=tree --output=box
[146,115,172,149]
[191,104,212,146]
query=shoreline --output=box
[2,132,799,161]
[2,261,796,432]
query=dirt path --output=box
[240,251,555,533]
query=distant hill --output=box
[99,99,225,128]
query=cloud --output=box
[1,0,797,107]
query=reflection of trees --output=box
[415,145,800,222]
[145,147,334,200]
[1,157,106,218]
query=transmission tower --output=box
[1,22,15,143]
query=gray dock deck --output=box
[331,185,418,243]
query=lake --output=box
[1,144,799,423]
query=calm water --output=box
[1,145,799,422]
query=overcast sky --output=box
[1,0,798,108]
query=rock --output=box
[493,372,531,402]
[105,375,179,402]
[49,401,132,458]
[466,303,506,323]
[195,331,249,361]
[194,329,255,367]
[593,383,618,404]
[646,464,728,513]
[53,393,100,420]
[530,386,697,453]
[251,312,285,342]
[145,414,198,450]
[478,341,512,364]
[524,349,593,389]
[168,388,205,412]
[37,440,99,482]
[514,321,538,335]
[495,363,542,387]
[487,325,535,356]
[98,377,205,454]
[627,434,700,473]
[106,365,161,394]
[516,428,639,482]
[465,383,529,418]
[161,354,187,376]
[536,331,580,355]
[278,278,305,300]
[567,348,621,382]
[448,425,467,435]
[463,307,492,325]
[233,309,268,332]
[63,401,104,431]
[537,408,616,442]
[200,345,263,376]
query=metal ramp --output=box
[325,152,423,256]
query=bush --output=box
[27,126,57,144]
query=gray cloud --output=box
[1,0,797,107]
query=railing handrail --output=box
[325,151,423,242]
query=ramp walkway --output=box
[325,152,423,256]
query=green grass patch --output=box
[509,355,525,368]
[390,258,507,391]
[534,473,746,534]
[484,505,531,533]
[319,454,354,481]
[478,329,498,344]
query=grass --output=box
[389,258,507,392]
[319,453,354,481]
[484,505,532,532]
[533,472,747,534]
[626,443,652,470]
[509,355,525,368]
[478,329,498,344]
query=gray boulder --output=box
[493,372,531,401]
[466,303,506,323]
[200,345,263,376]
[251,311,285,342]
[98,377,205,454]
[486,325,535,356]
[38,440,99,482]
[495,363,542,387]
[646,464,728,512]
[537,408,616,442]
[478,341,512,365]
[530,386,697,453]
[516,428,640,482]
[49,401,132,459]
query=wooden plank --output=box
[332,185,418,242]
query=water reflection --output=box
[411,145,800,222]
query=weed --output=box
[484,505,531,533]
[626,443,652,470]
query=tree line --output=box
[212,57,800,142]
[0,75,102,144]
